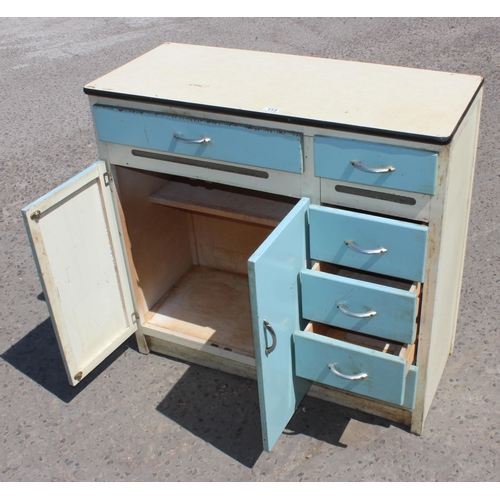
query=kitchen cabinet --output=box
[22,43,483,451]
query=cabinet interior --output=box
[114,165,298,358]
[113,165,422,369]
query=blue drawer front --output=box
[314,136,438,195]
[300,269,418,344]
[309,206,428,282]
[294,329,407,406]
[93,105,303,174]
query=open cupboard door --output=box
[248,197,312,451]
[22,161,137,386]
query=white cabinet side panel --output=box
[411,91,483,433]
[423,91,483,412]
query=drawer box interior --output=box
[114,165,297,358]
[311,261,421,293]
[303,321,416,374]
[311,261,422,308]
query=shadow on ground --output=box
[1,315,135,404]
[155,357,397,468]
[1,291,398,468]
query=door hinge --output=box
[131,312,139,324]
[103,172,113,186]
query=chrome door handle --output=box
[174,133,211,144]
[345,240,387,255]
[337,302,377,318]
[328,363,368,380]
[263,320,277,355]
[350,160,395,173]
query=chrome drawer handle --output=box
[337,302,377,318]
[350,160,395,174]
[345,240,387,255]
[263,320,277,355]
[174,133,211,144]
[328,364,368,380]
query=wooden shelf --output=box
[149,179,295,227]
[146,266,255,357]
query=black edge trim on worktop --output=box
[83,79,484,146]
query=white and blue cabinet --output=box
[22,43,483,452]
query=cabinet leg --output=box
[410,411,424,436]
[135,331,150,354]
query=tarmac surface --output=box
[1,17,500,481]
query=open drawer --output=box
[294,322,417,407]
[300,262,421,344]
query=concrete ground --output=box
[1,17,499,481]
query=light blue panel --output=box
[248,198,311,452]
[300,269,418,344]
[309,205,428,282]
[314,136,438,195]
[402,366,418,409]
[293,329,407,406]
[93,105,303,174]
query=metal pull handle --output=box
[263,320,277,355]
[345,240,387,255]
[337,302,377,318]
[174,133,211,144]
[350,160,395,174]
[328,364,368,380]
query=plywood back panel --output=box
[192,213,272,275]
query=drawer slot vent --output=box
[334,184,417,206]
[131,149,270,179]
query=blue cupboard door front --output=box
[248,197,312,452]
